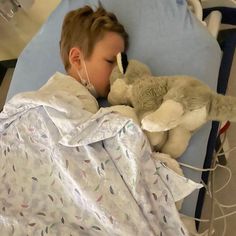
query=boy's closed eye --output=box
[105,57,116,64]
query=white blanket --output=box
[0,74,202,235]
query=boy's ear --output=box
[69,47,82,68]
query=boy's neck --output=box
[67,68,80,83]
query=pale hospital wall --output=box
[0,0,60,61]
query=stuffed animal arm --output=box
[108,53,236,158]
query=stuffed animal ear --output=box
[117,52,128,74]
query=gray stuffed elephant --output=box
[108,53,236,158]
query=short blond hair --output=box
[60,5,129,71]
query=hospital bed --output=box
[4,0,236,229]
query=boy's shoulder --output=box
[41,72,88,95]
[40,72,99,113]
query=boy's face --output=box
[84,32,125,97]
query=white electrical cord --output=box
[181,207,236,222]
[188,0,203,22]
[179,137,236,235]
[188,0,223,38]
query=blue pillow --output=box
[8,0,221,99]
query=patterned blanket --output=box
[0,81,202,235]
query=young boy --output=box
[53,4,138,119]
[60,4,128,100]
